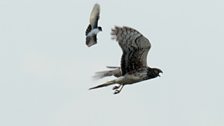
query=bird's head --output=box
[153,68,163,77]
[98,27,102,31]
[147,67,163,78]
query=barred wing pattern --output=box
[111,26,151,75]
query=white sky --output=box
[0,0,224,126]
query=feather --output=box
[90,3,100,28]
[111,26,151,75]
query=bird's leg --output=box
[114,85,124,94]
[112,84,121,90]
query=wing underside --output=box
[89,3,100,28]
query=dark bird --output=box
[85,3,102,47]
[90,26,163,94]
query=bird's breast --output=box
[122,72,148,84]
[87,29,100,37]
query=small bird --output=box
[90,26,163,94]
[85,3,102,47]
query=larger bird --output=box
[85,3,102,47]
[90,26,163,94]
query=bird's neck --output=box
[147,68,157,79]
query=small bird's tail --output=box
[89,80,116,90]
[93,66,121,79]
[86,35,97,47]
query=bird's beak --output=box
[159,71,163,77]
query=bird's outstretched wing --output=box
[89,3,100,28]
[85,24,92,36]
[111,26,151,75]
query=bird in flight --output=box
[90,26,163,94]
[85,3,102,47]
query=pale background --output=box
[0,0,223,126]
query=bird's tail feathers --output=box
[93,67,121,80]
[106,66,120,69]
[86,36,97,47]
[89,80,116,90]
[93,70,113,80]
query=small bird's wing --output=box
[85,24,92,36]
[111,26,151,75]
[89,3,100,28]
[86,35,97,47]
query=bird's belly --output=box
[122,74,145,84]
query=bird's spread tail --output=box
[93,70,113,79]
[86,35,97,47]
[93,66,121,79]
[89,80,116,90]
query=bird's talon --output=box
[112,86,120,90]
[114,90,120,94]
